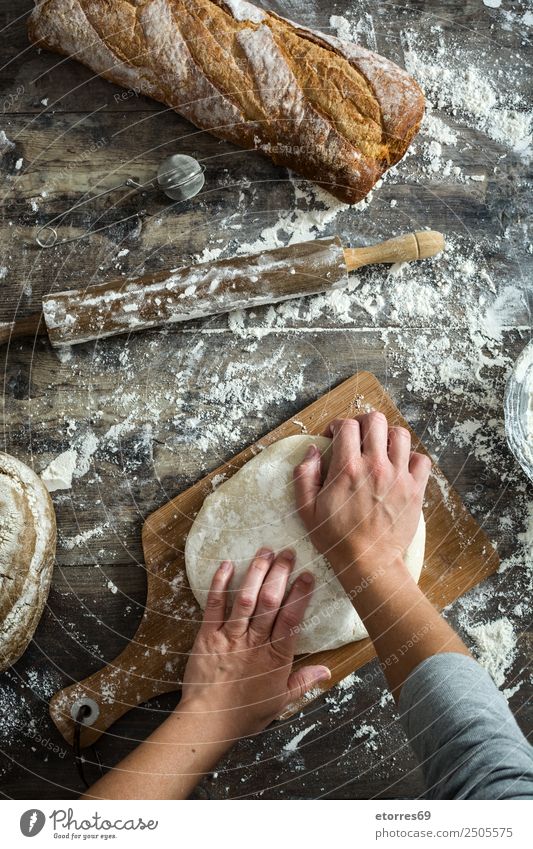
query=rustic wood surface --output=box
[48,371,500,749]
[0,0,531,799]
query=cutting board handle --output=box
[49,637,184,748]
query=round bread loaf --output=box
[0,452,56,671]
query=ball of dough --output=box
[185,435,425,654]
[0,452,57,671]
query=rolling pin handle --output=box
[414,230,446,259]
[343,230,445,272]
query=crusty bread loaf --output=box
[0,453,56,671]
[28,0,424,204]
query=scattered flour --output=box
[40,449,78,492]
[61,522,109,551]
[72,430,99,478]
[323,671,360,713]
[39,430,99,493]
[329,8,377,50]
[210,472,227,490]
[223,226,526,418]
[283,722,317,753]
[402,31,532,154]
[465,617,516,688]
[337,672,358,691]
[183,345,305,454]
[0,130,14,155]
[0,667,64,745]
[353,722,379,752]
[193,179,372,268]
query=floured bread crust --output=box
[0,453,57,671]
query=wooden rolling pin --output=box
[1,231,444,347]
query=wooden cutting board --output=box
[49,371,499,747]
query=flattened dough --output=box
[185,435,425,654]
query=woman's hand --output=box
[292,413,469,701]
[293,413,431,590]
[180,548,331,740]
[83,550,329,800]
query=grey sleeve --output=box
[398,652,533,799]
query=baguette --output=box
[28,0,424,204]
[0,453,56,671]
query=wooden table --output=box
[1,0,531,799]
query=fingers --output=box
[409,450,432,486]
[324,413,428,484]
[225,548,274,637]
[249,549,295,640]
[293,444,322,526]
[270,571,314,652]
[286,665,331,703]
[325,418,361,482]
[200,560,234,633]
[324,413,390,481]
[388,426,412,468]
[359,411,389,458]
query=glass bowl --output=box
[504,339,533,483]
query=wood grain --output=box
[49,371,498,746]
[1,0,531,800]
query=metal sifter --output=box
[35,153,205,248]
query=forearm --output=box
[338,556,469,698]
[82,700,234,800]
[399,653,533,799]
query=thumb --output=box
[293,445,322,526]
[287,665,331,702]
